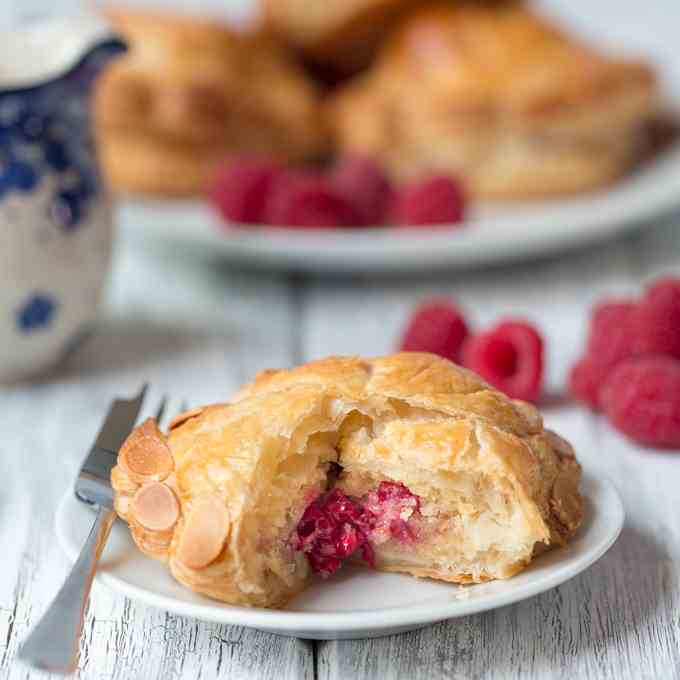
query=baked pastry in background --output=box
[262,0,517,78]
[262,0,415,76]
[329,3,661,198]
[94,9,327,196]
[112,353,583,609]
[261,0,520,82]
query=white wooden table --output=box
[2,217,680,680]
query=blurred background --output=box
[0,0,678,410]
[1,0,678,393]
[0,0,678,406]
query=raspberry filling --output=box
[290,482,421,578]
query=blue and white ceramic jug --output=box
[0,16,125,382]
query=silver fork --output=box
[19,386,170,675]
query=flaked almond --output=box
[177,497,230,570]
[119,418,174,483]
[132,482,180,532]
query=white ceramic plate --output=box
[118,144,680,274]
[56,473,623,640]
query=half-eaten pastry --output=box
[112,353,583,608]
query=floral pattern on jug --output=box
[0,19,125,382]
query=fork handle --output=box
[19,506,116,674]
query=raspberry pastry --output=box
[112,353,583,608]
[94,9,327,196]
[329,3,661,198]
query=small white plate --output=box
[56,474,623,640]
[119,145,680,274]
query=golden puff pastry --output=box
[112,353,583,608]
[94,9,327,196]
[262,0,416,76]
[263,0,518,77]
[329,3,661,198]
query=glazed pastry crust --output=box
[112,353,583,607]
[262,0,415,74]
[329,3,660,198]
[95,9,327,196]
[96,132,232,197]
[263,0,516,75]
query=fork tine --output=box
[180,399,190,412]
[135,383,149,410]
[155,395,168,425]
[93,384,149,454]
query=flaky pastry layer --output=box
[263,0,416,74]
[95,9,327,196]
[329,3,661,198]
[112,353,583,608]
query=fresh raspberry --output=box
[391,175,466,227]
[568,299,641,409]
[568,357,607,410]
[600,356,680,448]
[637,277,680,359]
[210,157,282,224]
[331,156,392,226]
[589,300,641,363]
[399,299,469,363]
[462,320,543,402]
[264,173,358,229]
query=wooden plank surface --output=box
[2,224,680,679]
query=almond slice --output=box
[119,418,174,483]
[132,482,180,532]
[177,497,230,570]
[168,408,204,431]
